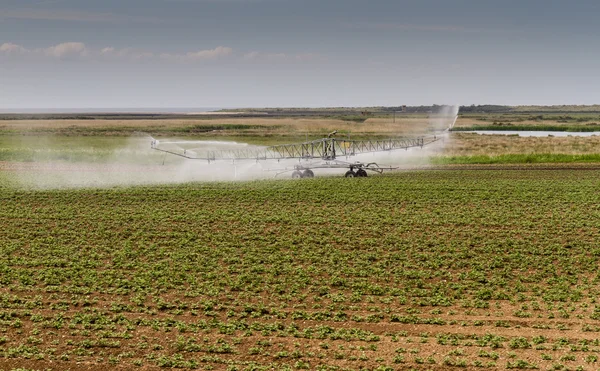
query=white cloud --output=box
[100,47,154,60]
[162,46,233,61]
[242,51,260,60]
[0,42,28,54]
[0,42,319,65]
[42,42,87,58]
[188,46,232,59]
[0,42,233,62]
[0,42,88,58]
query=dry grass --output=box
[438,133,600,156]
[454,116,599,129]
[0,118,241,129]
[0,116,439,136]
[2,114,596,132]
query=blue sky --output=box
[0,0,597,108]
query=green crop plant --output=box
[1,169,600,369]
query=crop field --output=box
[1,169,600,370]
[2,111,600,370]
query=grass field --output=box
[1,170,600,370]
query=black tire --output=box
[291,171,303,179]
[344,170,356,178]
[303,169,314,178]
[356,169,368,177]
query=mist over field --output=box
[4,106,459,189]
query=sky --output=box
[0,0,598,109]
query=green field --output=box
[1,170,600,370]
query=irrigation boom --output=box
[151,136,439,161]
[150,134,443,178]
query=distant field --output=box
[1,170,600,370]
[428,133,600,164]
[0,115,440,139]
[454,113,600,132]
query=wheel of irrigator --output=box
[344,170,356,178]
[291,171,303,179]
[303,169,314,178]
[356,169,368,177]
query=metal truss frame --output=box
[151,135,440,162]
